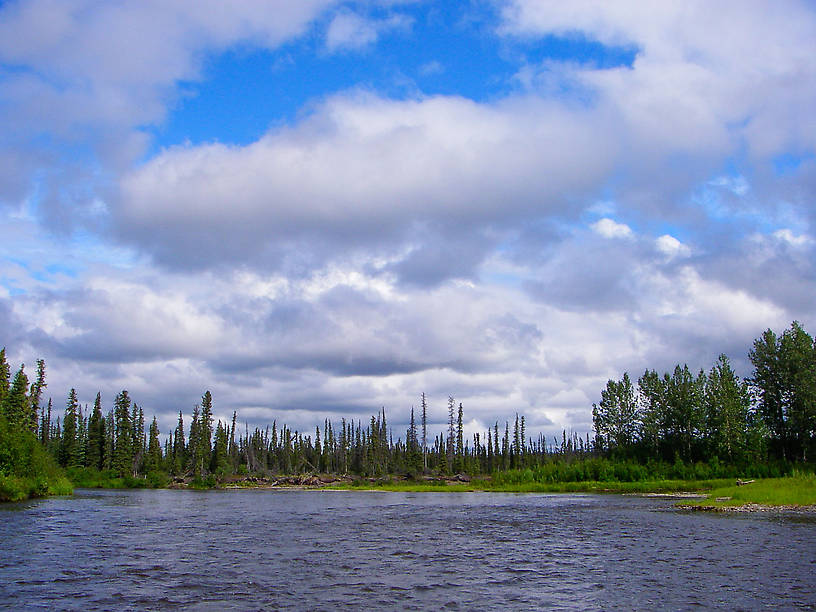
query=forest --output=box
[1,321,814,500]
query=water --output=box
[1,489,814,610]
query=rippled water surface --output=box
[1,489,815,610]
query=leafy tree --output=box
[592,372,639,453]
[664,365,705,462]
[705,354,751,463]
[750,321,816,461]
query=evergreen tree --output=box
[212,420,230,475]
[173,411,186,475]
[189,405,203,476]
[60,388,79,467]
[86,393,104,470]
[421,392,428,471]
[2,365,29,431]
[200,391,214,470]
[112,390,133,477]
[0,348,9,407]
[28,359,46,435]
[146,416,162,472]
[454,402,464,473]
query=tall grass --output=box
[685,474,816,508]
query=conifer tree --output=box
[87,393,104,470]
[421,392,428,471]
[454,402,464,473]
[113,390,133,476]
[212,420,229,474]
[60,388,79,467]
[146,416,162,472]
[173,411,186,475]
[28,359,46,435]
[0,348,9,407]
[200,391,214,469]
[2,365,29,431]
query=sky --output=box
[1,0,815,443]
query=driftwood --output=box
[736,479,756,486]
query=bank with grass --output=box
[678,474,816,511]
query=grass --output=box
[66,467,169,490]
[324,477,734,494]
[677,474,816,509]
[0,473,73,502]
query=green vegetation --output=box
[678,474,816,509]
[0,350,72,502]
[593,321,815,467]
[64,466,169,489]
[1,321,814,502]
[326,477,732,495]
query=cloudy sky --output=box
[1,0,815,442]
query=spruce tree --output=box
[60,388,79,467]
[112,390,133,477]
[28,359,46,435]
[146,416,162,473]
[2,365,29,431]
[421,392,428,471]
[173,411,186,475]
[86,393,104,470]
[0,348,9,408]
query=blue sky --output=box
[0,0,815,440]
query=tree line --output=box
[2,321,814,490]
[592,321,816,465]
[2,355,592,482]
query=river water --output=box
[1,489,814,610]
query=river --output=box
[1,489,814,610]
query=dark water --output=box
[1,490,815,610]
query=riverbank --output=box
[17,468,812,514]
[676,475,816,512]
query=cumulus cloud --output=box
[655,234,691,259]
[2,1,815,441]
[0,0,336,215]
[591,218,633,239]
[116,92,613,275]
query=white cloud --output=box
[773,228,813,248]
[591,218,633,239]
[655,234,691,259]
[501,0,816,160]
[117,92,614,269]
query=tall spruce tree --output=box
[113,390,133,477]
[2,365,29,432]
[146,416,162,473]
[0,348,10,408]
[60,388,79,467]
[28,359,46,435]
[86,393,104,470]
